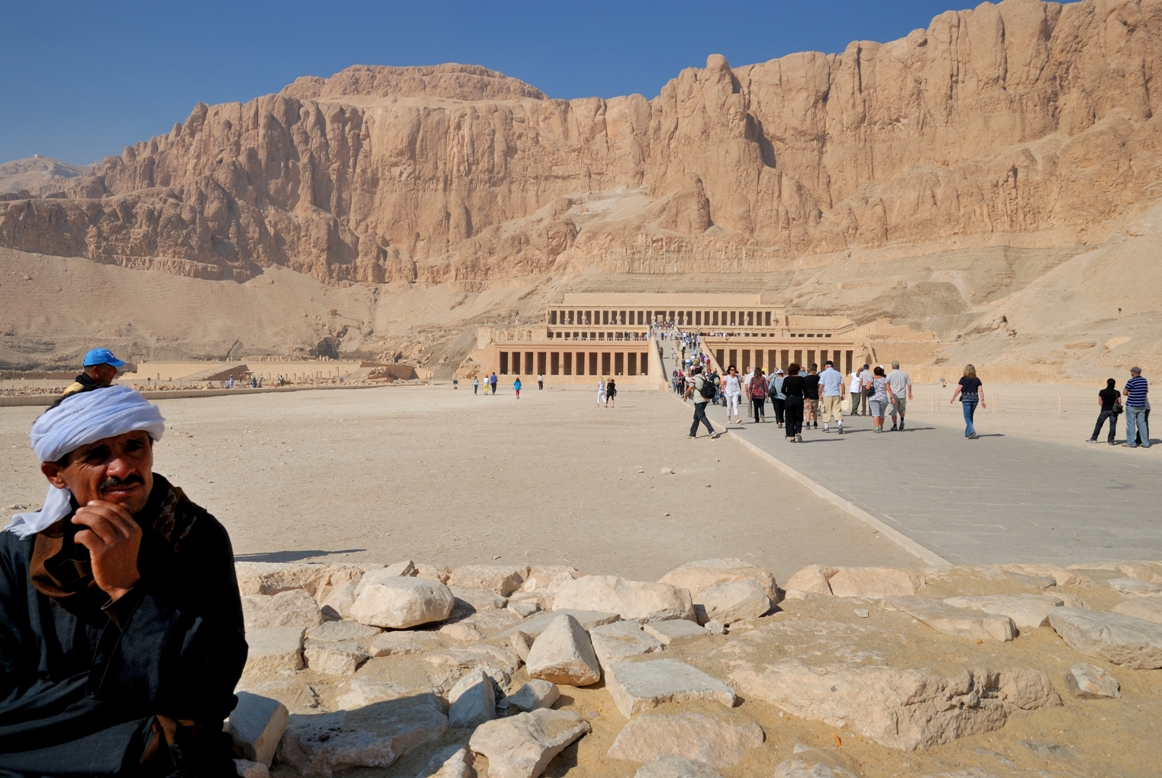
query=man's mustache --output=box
[98,475,145,493]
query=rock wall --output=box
[1,0,1159,286]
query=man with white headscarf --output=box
[0,385,246,776]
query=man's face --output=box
[41,430,154,515]
[87,363,119,386]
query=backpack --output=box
[698,375,717,399]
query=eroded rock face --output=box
[7,1,1158,286]
[242,589,324,631]
[731,661,1060,751]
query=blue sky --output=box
[1,0,989,165]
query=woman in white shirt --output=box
[597,378,606,407]
[849,369,864,416]
[723,365,743,424]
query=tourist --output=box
[804,365,820,429]
[949,364,986,439]
[538,374,544,390]
[818,360,845,434]
[1124,367,1150,448]
[768,368,787,427]
[597,378,606,407]
[723,365,743,425]
[683,366,720,439]
[749,368,768,423]
[227,374,234,390]
[473,376,479,395]
[782,362,806,442]
[0,385,246,774]
[869,366,891,432]
[1089,378,1122,445]
[1136,399,1151,446]
[849,365,864,417]
[607,378,617,408]
[886,361,914,431]
[490,372,498,395]
[62,348,125,399]
[514,376,522,399]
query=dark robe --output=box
[0,475,247,776]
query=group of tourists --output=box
[597,378,618,407]
[1088,367,1151,448]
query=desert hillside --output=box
[0,0,1159,376]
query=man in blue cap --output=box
[62,348,126,399]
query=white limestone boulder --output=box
[1108,577,1162,596]
[319,581,358,621]
[449,586,508,611]
[525,614,601,686]
[943,594,1064,629]
[227,692,288,767]
[784,564,836,596]
[414,745,475,778]
[607,712,763,768]
[498,680,560,715]
[692,580,771,626]
[305,621,382,643]
[304,642,369,675]
[605,659,735,718]
[334,677,426,710]
[658,558,778,601]
[552,576,696,623]
[278,693,448,777]
[242,589,324,631]
[1065,663,1120,698]
[367,631,443,657]
[495,609,619,641]
[882,596,1015,642]
[469,708,590,778]
[235,562,331,596]
[1112,595,1162,624]
[828,567,925,598]
[635,755,723,778]
[521,566,580,594]
[350,576,455,629]
[448,565,528,596]
[447,669,497,729]
[731,661,1061,751]
[642,620,710,647]
[243,627,305,675]
[1048,608,1162,669]
[589,620,663,670]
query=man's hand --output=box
[73,500,142,601]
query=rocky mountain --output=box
[1,0,1158,288]
[0,157,90,199]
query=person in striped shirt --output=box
[1124,367,1150,448]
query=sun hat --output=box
[82,348,125,368]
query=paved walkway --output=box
[661,355,1162,566]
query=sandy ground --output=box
[0,384,919,583]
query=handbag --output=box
[1112,403,1123,416]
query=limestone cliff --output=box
[1,0,1159,285]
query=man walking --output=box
[858,364,873,416]
[489,372,498,395]
[1124,367,1150,448]
[818,360,845,434]
[804,364,820,429]
[684,366,721,439]
[886,361,914,430]
[849,366,864,417]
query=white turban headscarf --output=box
[6,386,166,538]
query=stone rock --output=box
[414,563,451,583]
[495,609,620,640]
[235,562,330,597]
[236,677,319,713]
[424,645,523,680]
[642,619,709,646]
[234,760,270,778]
[1116,561,1162,583]
[521,566,580,593]
[692,580,771,625]
[658,558,778,601]
[441,620,486,642]
[498,680,560,714]
[450,586,508,611]
[784,565,835,596]
[507,601,539,618]
[278,693,448,777]
[828,567,925,598]
[319,581,358,621]
[305,621,382,643]
[882,596,1015,642]
[469,708,590,778]
[1050,608,1162,669]
[415,745,475,778]
[704,620,726,635]
[1108,577,1162,596]
[1000,563,1090,587]
[943,594,1064,629]
[384,560,418,577]
[448,669,497,729]
[731,661,1061,751]
[525,614,601,686]
[227,692,289,767]
[589,620,663,669]
[304,641,369,675]
[773,756,857,778]
[350,576,455,629]
[635,755,723,778]
[448,565,528,596]
[509,631,533,662]
[243,627,304,675]
[1065,663,1120,699]
[242,589,324,631]
[1021,739,1081,760]
[605,659,735,718]
[1112,595,1162,624]
[553,576,696,623]
[367,630,443,657]
[334,677,425,709]
[606,712,763,768]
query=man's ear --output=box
[41,462,68,489]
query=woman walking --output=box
[606,378,617,408]
[769,368,786,427]
[597,378,606,407]
[950,364,986,438]
[867,366,891,432]
[1089,378,1122,445]
[782,362,806,442]
[514,376,522,399]
[723,365,743,425]
[749,368,768,423]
